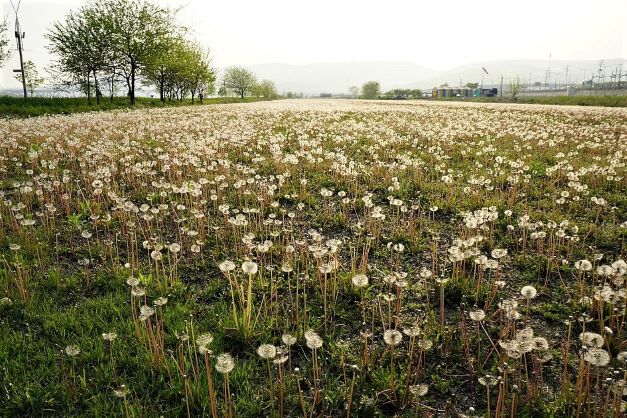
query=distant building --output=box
[432,86,473,98]
[472,88,498,97]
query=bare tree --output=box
[509,76,523,100]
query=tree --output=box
[47,6,113,104]
[0,19,11,67]
[466,82,479,89]
[185,44,215,103]
[95,0,177,104]
[348,85,359,98]
[509,76,523,100]
[14,61,45,96]
[143,34,183,102]
[223,66,256,99]
[361,81,380,99]
[255,79,277,99]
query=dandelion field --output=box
[0,99,626,417]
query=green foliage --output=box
[382,88,423,99]
[361,80,380,99]
[433,94,627,107]
[47,0,202,105]
[252,79,278,99]
[0,19,10,67]
[144,37,216,102]
[13,61,45,96]
[223,66,257,99]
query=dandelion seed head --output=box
[584,348,610,367]
[409,384,429,397]
[215,353,235,374]
[113,384,129,398]
[282,333,297,346]
[351,274,368,288]
[257,344,277,359]
[65,345,80,357]
[469,309,486,321]
[383,329,403,346]
[218,260,236,273]
[304,330,323,350]
[197,333,214,347]
[102,332,117,342]
[242,260,258,275]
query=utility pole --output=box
[499,75,503,99]
[598,60,605,95]
[11,0,27,99]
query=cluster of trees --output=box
[381,89,424,99]
[219,67,277,99]
[47,0,215,104]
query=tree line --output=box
[0,0,277,103]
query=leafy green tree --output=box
[14,60,45,96]
[47,7,111,103]
[466,82,479,89]
[0,19,11,67]
[93,0,176,104]
[223,67,257,99]
[145,39,215,103]
[361,81,380,99]
[256,79,277,99]
[143,35,183,102]
[185,45,215,103]
[348,85,359,98]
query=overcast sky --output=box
[1,0,625,88]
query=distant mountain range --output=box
[247,58,625,95]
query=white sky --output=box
[1,0,625,88]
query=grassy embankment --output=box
[429,95,627,107]
[0,96,267,117]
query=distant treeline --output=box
[0,0,277,105]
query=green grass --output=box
[429,95,627,107]
[0,95,269,117]
[0,101,625,417]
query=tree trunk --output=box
[130,64,136,105]
[93,70,100,105]
[86,75,92,105]
[124,74,132,102]
[159,69,165,102]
